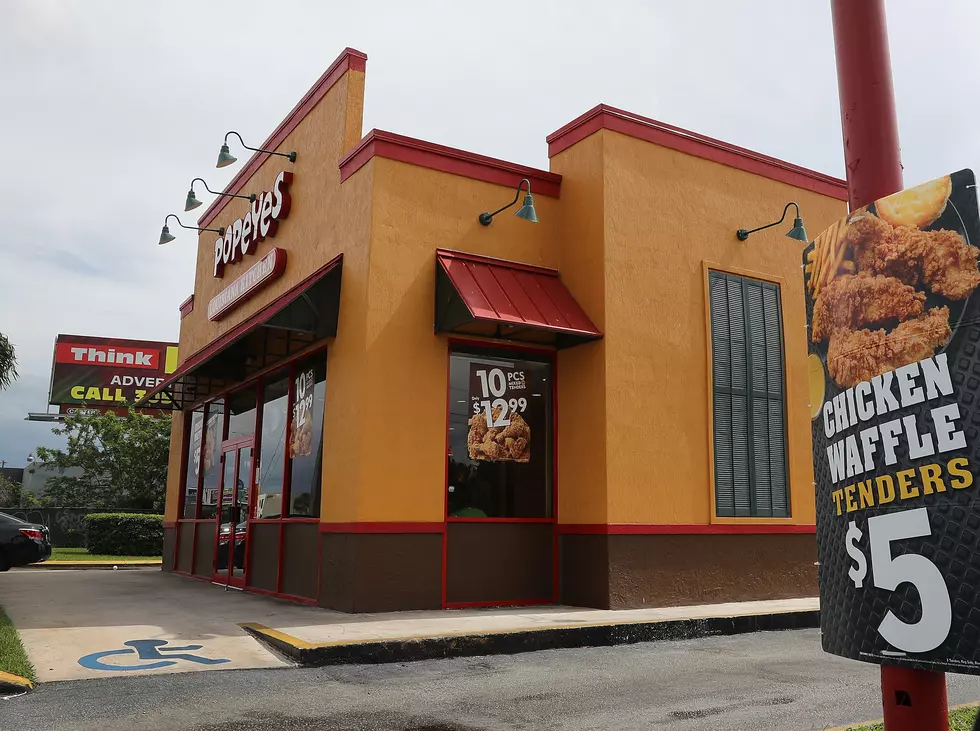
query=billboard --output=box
[805,170,980,674]
[48,335,178,411]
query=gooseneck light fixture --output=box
[185,178,256,212]
[479,178,538,226]
[216,130,297,169]
[158,214,225,246]
[737,202,808,243]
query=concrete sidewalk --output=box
[22,560,162,569]
[1,568,819,682]
[1,570,302,682]
[242,596,820,665]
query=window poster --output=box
[202,409,221,475]
[290,367,316,458]
[190,411,204,478]
[466,363,535,463]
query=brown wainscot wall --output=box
[561,532,817,609]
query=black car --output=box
[0,511,51,570]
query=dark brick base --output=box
[319,532,443,613]
[561,533,817,609]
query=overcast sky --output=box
[1,0,979,466]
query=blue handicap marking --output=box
[78,639,231,671]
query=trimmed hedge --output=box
[85,513,164,556]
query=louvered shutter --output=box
[708,272,789,518]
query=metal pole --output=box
[830,0,903,208]
[830,1,948,729]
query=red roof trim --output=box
[558,523,816,535]
[437,248,601,338]
[141,254,343,404]
[547,104,848,201]
[179,294,194,319]
[198,48,367,229]
[339,129,562,198]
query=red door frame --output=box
[212,435,255,587]
[171,346,327,607]
[442,338,559,609]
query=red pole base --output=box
[881,666,948,731]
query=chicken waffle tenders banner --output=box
[804,169,980,674]
[467,364,534,463]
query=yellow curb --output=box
[0,670,34,691]
[240,623,315,650]
[242,604,816,651]
[822,699,980,730]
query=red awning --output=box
[435,249,601,348]
[138,254,343,409]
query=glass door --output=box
[214,441,253,586]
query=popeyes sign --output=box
[213,170,292,278]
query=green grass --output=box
[50,547,161,562]
[0,605,35,682]
[844,706,978,730]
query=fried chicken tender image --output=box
[827,306,951,388]
[920,228,980,299]
[845,214,980,299]
[466,408,531,462]
[846,215,925,285]
[811,273,925,343]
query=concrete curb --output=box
[241,608,820,667]
[0,670,34,694]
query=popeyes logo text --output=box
[213,170,292,278]
[55,343,159,370]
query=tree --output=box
[0,333,17,391]
[0,476,41,508]
[0,475,21,507]
[34,407,172,511]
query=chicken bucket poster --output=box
[467,364,532,463]
[805,169,980,674]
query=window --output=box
[447,349,553,519]
[256,373,289,519]
[198,399,225,520]
[709,271,789,517]
[226,387,258,441]
[287,356,326,517]
[181,409,205,519]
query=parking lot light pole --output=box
[829,1,948,729]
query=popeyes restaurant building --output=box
[149,47,850,612]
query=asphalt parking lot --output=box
[4,628,980,731]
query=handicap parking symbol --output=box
[78,639,231,671]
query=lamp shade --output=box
[158,225,176,245]
[216,143,237,169]
[514,193,538,223]
[786,217,808,242]
[184,189,202,212]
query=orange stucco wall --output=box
[165,67,370,523]
[550,128,847,526]
[163,410,185,522]
[345,158,563,522]
[552,133,608,526]
[179,71,365,359]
